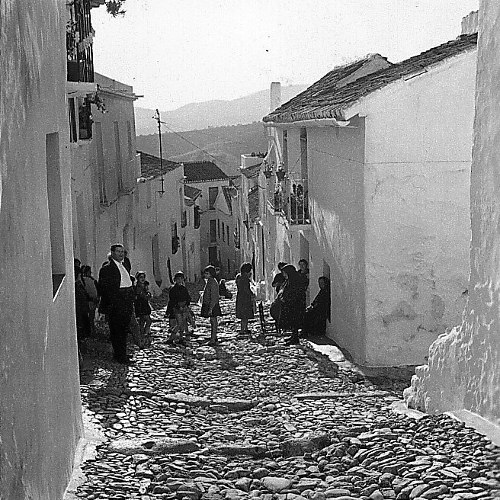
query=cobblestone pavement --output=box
[75,286,500,500]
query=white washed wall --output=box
[405,2,500,427]
[308,118,367,362]
[0,1,82,498]
[363,50,475,366]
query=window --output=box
[46,133,66,297]
[95,122,107,204]
[300,127,308,179]
[171,222,179,254]
[209,246,218,266]
[227,259,230,274]
[181,210,187,228]
[222,222,225,242]
[208,186,218,210]
[146,182,152,209]
[210,220,217,243]
[226,225,230,244]
[68,98,77,143]
[78,97,92,140]
[114,121,123,192]
[194,206,200,229]
[217,219,221,239]
[152,234,162,286]
[282,129,288,169]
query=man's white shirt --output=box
[112,259,133,288]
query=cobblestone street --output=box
[73,287,500,500]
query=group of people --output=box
[75,243,330,365]
[270,259,331,345]
[75,244,153,365]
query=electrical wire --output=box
[158,120,243,173]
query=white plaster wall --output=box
[363,50,475,366]
[134,169,184,293]
[405,1,500,426]
[71,74,139,275]
[308,118,367,362]
[0,2,82,498]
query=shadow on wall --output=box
[313,211,364,360]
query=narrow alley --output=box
[70,286,500,500]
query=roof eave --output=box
[262,116,351,128]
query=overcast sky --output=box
[92,0,479,110]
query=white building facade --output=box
[263,40,476,366]
[405,3,500,435]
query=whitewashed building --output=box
[134,152,185,291]
[184,161,239,278]
[0,0,111,497]
[235,154,268,279]
[405,7,500,437]
[263,37,477,366]
[70,72,141,274]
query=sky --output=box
[92,0,479,111]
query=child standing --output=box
[201,265,221,346]
[167,271,192,344]
[134,272,152,338]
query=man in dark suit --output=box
[98,244,135,365]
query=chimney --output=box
[270,82,281,112]
[461,10,478,35]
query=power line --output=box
[158,120,238,172]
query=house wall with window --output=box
[405,4,500,431]
[134,167,185,293]
[0,1,82,498]
[263,42,474,367]
[188,179,237,278]
[181,197,201,283]
[71,73,140,273]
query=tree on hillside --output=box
[106,0,126,16]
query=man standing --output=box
[98,244,135,365]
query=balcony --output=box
[289,179,310,225]
[271,178,310,227]
[67,0,95,83]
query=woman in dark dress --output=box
[235,262,255,334]
[302,276,331,337]
[279,264,306,345]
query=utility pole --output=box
[153,109,165,194]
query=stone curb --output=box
[295,391,394,400]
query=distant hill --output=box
[136,122,268,177]
[134,84,308,135]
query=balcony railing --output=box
[272,178,310,225]
[67,0,95,82]
[289,179,310,225]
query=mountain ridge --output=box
[134,84,308,136]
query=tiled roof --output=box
[138,151,182,179]
[184,185,202,201]
[241,162,262,179]
[248,186,260,221]
[263,34,477,123]
[263,54,391,123]
[183,161,229,182]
